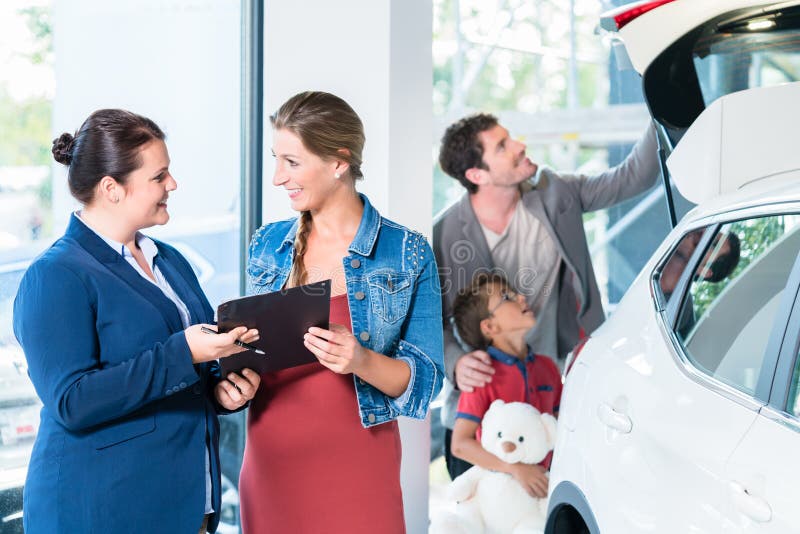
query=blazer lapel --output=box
[522,188,564,253]
[154,251,209,324]
[65,214,184,333]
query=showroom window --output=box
[0,1,247,531]
[431,0,687,312]
[672,215,800,396]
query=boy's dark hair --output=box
[453,272,512,350]
[438,113,499,194]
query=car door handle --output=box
[729,481,772,523]
[597,403,632,433]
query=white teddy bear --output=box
[430,399,558,534]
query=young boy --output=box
[450,272,562,499]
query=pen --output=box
[201,326,266,355]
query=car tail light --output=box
[600,0,677,32]
[564,336,590,376]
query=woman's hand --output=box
[304,323,368,375]
[184,324,260,364]
[214,368,261,410]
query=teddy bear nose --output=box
[501,441,516,453]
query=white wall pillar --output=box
[52,0,242,236]
[263,1,433,532]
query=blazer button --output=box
[367,414,376,423]
[355,291,365,300]
[179,382,187,389]
[350,258,361,268]
[359,331,370,342]
[165,389,173,396]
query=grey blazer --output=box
[433,122,660,428]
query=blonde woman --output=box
[240,92,444,533]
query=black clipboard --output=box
[217,280,331,375]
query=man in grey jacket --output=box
[433,113,660,479]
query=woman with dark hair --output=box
[240,91,444,533]
[13,109,261,534]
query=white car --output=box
[547,1,800,532]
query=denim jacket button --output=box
[367,414,376,423]
[350,258,361,268]
[354,291,365,300]
[359,331,370,342]
[358,378,366,385]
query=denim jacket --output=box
[247,194,444,427]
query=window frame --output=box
[765,247,800,420]
[651,203,800,411]
[657,223,718,326]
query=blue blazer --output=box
[13,214,226,533]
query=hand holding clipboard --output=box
[200,326,265,354]
[216,280,331,375]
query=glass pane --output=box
[431,0,623,217]
[0,1,52,528]
[1,1,244,530]
[655,227,708,307]
[677,215,800,395]
[693,8,800,107]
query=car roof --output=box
[685,171,800,224]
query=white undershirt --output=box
[479,201,562,358]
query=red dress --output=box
[239,294,405,533]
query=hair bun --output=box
[52,132,75,165]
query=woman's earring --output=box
[111,196,119,203]
[334,172,341,179]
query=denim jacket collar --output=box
[277,193,380,257]
[278,219,299,253]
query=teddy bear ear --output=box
[489,399,506,411]
[540,413,558,451]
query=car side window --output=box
[655,227,708,307]
[675,215,800,395]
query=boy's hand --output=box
[508,463,549,498]
[455,350,494,392]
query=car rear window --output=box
[693,10,800,107]
[643,4,800,148]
